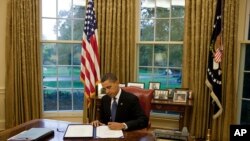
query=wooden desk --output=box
[0,119,155,141]
[151,99,193,131]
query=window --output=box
[238,0,250,124]
[41,0,85,113]
[137,0,185,89]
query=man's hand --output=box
[107,122,125,130]
[91,120,104,127]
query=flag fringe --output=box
[206,79,223,119]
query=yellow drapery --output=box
[183,0,239,140]
[5,0,42,128]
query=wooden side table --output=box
[151,99,193,131]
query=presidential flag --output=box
[205,0,223,119]
[80,0,100,107]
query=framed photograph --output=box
[173,90,188,103]
[154,90,169,100]
[127,82,144,89]
[149,82,160,90]
[97,83,106,98]
[119,83,126,87]
[167,89,175,99]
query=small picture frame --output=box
[149,82,161,90]
[119,83,126,87]
[154,89,169,100]
[97,83,106,98]
[173,90,188,103]
[127,82,145,89]
[167,89,175,99]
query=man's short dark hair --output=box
[101,73,118,83]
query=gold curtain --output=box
[5,0,42,128]
[212,0,239,140]
[183,0,214,138]
[95,0,136,83]
[183,0,239,140]
[83,0,136,122]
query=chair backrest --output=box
[121,86,154,118]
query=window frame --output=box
[136,0,185,118]
[136,0,184,90]
[40,0,85,118]
[237,0,250,124]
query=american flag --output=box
[80,0,100,106]
[214,48,222,63]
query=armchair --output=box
[122,86,154,129]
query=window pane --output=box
[243,72,250,98]
[59,90,72,110]
[141,0,155,19]
[58,66,72,76]
[244,45,250,70]
[169,45,182,67]
[156,0,170,18]
[171,0,185,18]
[139,45,153,66]
[240,100,250,124]
[58,19,72,40]
[42,0,56,18]
[58,79,72,88]
[73,0,85,18]
[138,67,153,89]
[58,0,72,18]
[169,68,182,87]
[171,18,184,41]
[140,20,154,41]
[73,44,81,65]
[44,89,57,111]
[156,19,169,41]
[73,20,84,40]
[153,68,167,89]
[42,19,57,40]
[43,66,57,88]
[73,90,84,110]
[58,66,72,88]
[42,43,57,65]
[58,44,72,65]
[248,18,250,40]
[73,66,83,88]
[43,66,57,77]
[154,45,168,67]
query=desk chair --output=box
[122,86,154,130]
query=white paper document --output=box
[64,124,93,138]
[96,126,124,138]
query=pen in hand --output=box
[107,122,124,130]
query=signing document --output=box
[64,124,123,138]
[96,125,124,138]
[64,125,93,138]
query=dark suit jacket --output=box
[99,90,149,130]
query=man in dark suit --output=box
[92,73,148,130]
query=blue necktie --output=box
[111,98,117,121]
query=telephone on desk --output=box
[153,127,189,141]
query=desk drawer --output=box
[152,104,185,112]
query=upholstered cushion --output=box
[121,86,154,118]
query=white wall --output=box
[0,0,7,130]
